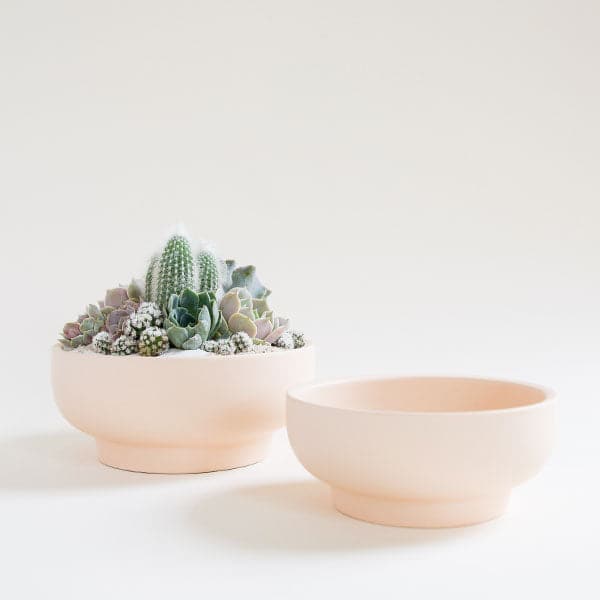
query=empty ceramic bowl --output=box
[287,376,556,528]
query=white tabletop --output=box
[1,355,597,600]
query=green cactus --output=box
[197,250,220,293]
[92,332,112,354]
[291,330,306,348]
[138,327,169,356]
[124,312,153,339]
[145,235,196,309]
[273,331,294,349]
[202,340,219,353]
[145,254,159,301]
[216,339,236,355]
[111,335,138,356]
[230,331,253,353]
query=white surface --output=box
[0,1,599,598]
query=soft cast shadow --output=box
[186,480,499,553]
[0,430,190,492]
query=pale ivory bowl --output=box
[51,344,315,474]
[287,376,556,528]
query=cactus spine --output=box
[145,235,223,306]
[197,250,220,293]
[145,254,159,301]
[146,235,195,308]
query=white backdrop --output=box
[0,1,598,599]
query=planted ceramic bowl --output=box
[287,376,556,528]
[52,344,315,473]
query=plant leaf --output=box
[231,265,270,298]
[167,294,179,313]
[179,288,199,315]
[220,290,241,321]
[167,326,188,348]
[254,317,273,340]
[182,334,203,350]
[198,305,210,331]
[228,313,258,338]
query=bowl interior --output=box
[293,377,550,413]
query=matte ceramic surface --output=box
[52,345,315,473]
[287,376,555,528]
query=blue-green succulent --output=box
[164,288,223,350]
[222,262,270,299]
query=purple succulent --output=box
[104,287,129,308]
[62,322,81,340]
[105,309,131,339]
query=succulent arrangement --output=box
[59,231,307,357]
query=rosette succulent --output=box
[59,321,84,349]
[94,283,142,342]
[164,288,223,350]
[220,287,289,343]
[59,303,107,349]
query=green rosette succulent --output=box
[164,288,223,350]
[220,287,289,343]
[77,304,107,344]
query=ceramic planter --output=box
[51,344,315,474]
[287,376,555,528]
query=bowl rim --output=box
[51,341,314,361]
[287,374,556,416]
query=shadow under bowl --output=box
[287,376,556,528]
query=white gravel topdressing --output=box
[64,342,285,358]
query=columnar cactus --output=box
[145,235,196,308]
[197,250,220,293]
[145,254,159,301]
